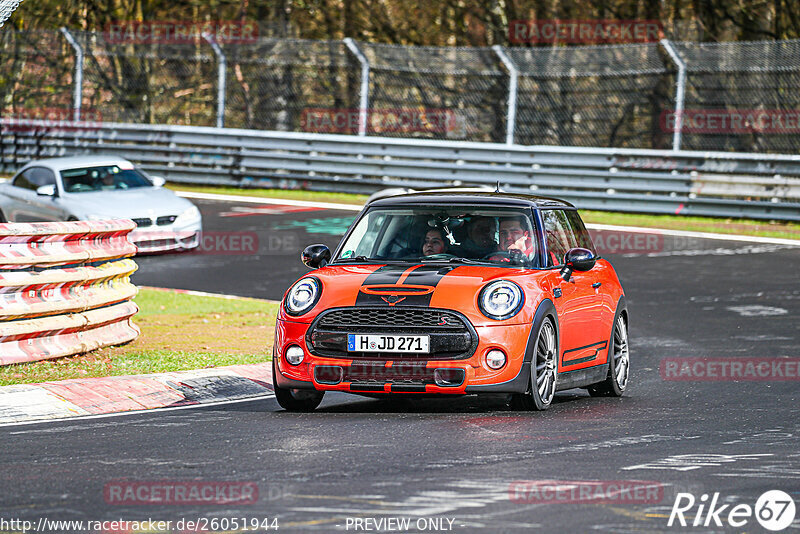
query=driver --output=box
[98,172,116,190]
[487,216,535,263]
[421,228,448,256]
[499,216,534,256]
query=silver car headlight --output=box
[174,205,201,225]
[285,277,321,316]
[479,280,523,320]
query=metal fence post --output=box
[203,33,226,129]
[60,27,83,122]
[660,39,687,151]
[492,46,519,146]
[343,38,370,136]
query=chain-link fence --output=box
[0,0,23,28]
[2,29,800,152]
[222,38,359,131]
[673,40,800,152]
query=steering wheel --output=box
[481,251,512,261]
[482,250,533,266]
[423,253,457,260]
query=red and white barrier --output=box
[0,220,140,366]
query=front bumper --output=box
[273,317,532,395]
[127,222,202,254]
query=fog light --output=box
[285,345,304,365]
[315,366,344,385]
[434,368,465,387]
[485,349,507,370]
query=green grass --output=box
[580,210,800,240]
[0,288,278,386]
[168,183,368,205]
[171,183,800,240]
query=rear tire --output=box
[272,361,324,412]
[511,317,558,411]
[588,313,629,397]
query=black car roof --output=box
[368,191,575,208]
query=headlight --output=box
[479,280,523,320]
[175,205,201,224]
[285,277,321,316]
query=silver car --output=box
[0,156,201,253]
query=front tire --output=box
[0,209,7,223]
[511,316,558,411]
[272,361,324,412]
[588,314,629,397]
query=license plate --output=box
[347,334,430,353]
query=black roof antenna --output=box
[495,180,501,193]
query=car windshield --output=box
[335,206,540,268]
[60,165,153,193]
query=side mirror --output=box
[150,176,166,188]
[302,244,331,269]
[36,184,56,197]
[561,247,596,281]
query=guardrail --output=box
[2,121,800,221]
[0,219,140,366]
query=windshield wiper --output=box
[335,255,371,262]
[420,256,479,264]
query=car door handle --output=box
[592,282,602,288]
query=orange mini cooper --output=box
[272,192,629,411]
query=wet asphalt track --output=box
[1,198,799,533]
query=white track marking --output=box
[175,190,362,211]
[175,190,800,245]
[0,393,275,429]
[726,305,788,316]
[586,223,800,246]
[139,285,279,303]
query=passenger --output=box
[421,228,448,256]
[460,216,496,257]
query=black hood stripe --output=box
[355,264,456,307]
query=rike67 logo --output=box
[668,490,796,531]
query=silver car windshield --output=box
[60,165,153,193]
[335,206,539,268]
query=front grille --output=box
[317,308,465,330]
[132,218,152,227]
[314,363,465,392]
[307,306,477,361]
[157,215,177,226]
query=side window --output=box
[12,167,55,191]
[12,169,36,191]
[563,209,596,254]
[29,167,56,187]
[541,209,578,266]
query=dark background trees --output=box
[9,0,800,44]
